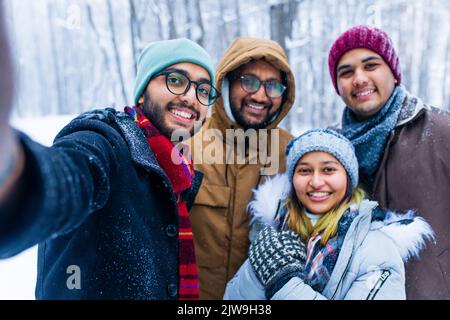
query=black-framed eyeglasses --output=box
[236,74,286,98]
[152,70,221,106]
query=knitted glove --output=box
[249,226,307,299]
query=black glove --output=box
[249,226,307,299]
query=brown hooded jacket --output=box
[189,37,295,299]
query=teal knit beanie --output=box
[133,38,215,105]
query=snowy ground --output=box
[0,115,75,300]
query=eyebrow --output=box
[337,56,382,73]
[165,68,211,84]
[240,72,282,82]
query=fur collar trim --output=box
[248,173,435,262]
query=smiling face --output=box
[293,151,348,215]
[336,48,397,121]
[229,59,284,129]
[140,62,210,138]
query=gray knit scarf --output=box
[341,85,406,187]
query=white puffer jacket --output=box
[224,174,435,300]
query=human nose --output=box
[309,172,325,188]
[249,83,270,101]
[180,82,198,105]
[352,69,369,87]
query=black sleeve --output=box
[0,120,122,258]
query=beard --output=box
[141,91,200,139]
[230,99,278,130]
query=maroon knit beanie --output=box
[328,25,401,94]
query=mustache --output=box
[168,102,200,120]
[244,98,272,108]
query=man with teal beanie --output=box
[0,31,220,299]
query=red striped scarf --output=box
[125,105,199,300]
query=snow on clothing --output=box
[224,174,434,300]
[350,91,450,300]
[125,105,199,300]
[0,108,203,300]
[189,37,295,299]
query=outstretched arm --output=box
[0,5,115,258]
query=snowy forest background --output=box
[3,0,450,134]
[1,0,450,299]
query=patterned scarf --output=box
[341,85,406,187]
[125,105,199,300]
[304,208,358,293]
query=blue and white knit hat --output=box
[286,129,359,189]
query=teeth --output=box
[355,89,374,97]
[171,109,193,119]
[309,192,330,197]
[247,103,265,110]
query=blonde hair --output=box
[286,187,365,245]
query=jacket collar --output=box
[114,111,203,197]
[114,111,163,174]
[248,173,434,264]
[249,174,434,297]
[396,91,430,127]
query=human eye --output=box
[365,63,379,70]
[197,84,211,98]
[323,166,337,174]
[296,167,311,175]
[266,81,285,97]
[241,75,259,91]
[338,69,353,78]
[167,73,186,87]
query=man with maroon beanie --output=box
[328,25,450,299]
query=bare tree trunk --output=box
[270,0,300,58]
[166,0,178,39]
[47,2,62,114]
[148,0,164,40]
[418,9,431,101]
[194,0,204,46]
[234,0,241,38]
[128,0,140,74]
[86,3,114,104]
[184,0,192,39]
[106,0,128,105]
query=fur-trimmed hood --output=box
[247,173,435,263]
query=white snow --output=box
[0,115,75,300]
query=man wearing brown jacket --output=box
[189,37,295,299]
[328,25,450,299]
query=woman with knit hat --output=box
[224,129,433,300]
[329,25,450,299]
